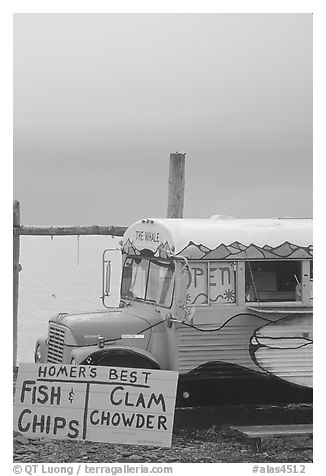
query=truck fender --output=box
[73,345,161,369]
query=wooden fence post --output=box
[13,200,20,371]
[167,152,186,218]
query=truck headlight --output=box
[34,344,42,362]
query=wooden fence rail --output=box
[14,225,127,236]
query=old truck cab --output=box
[35,217,313,406]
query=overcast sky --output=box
[13,13,312,226]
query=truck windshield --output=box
[121,257,174,308]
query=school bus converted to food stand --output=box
[35,217,313,406]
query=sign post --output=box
[14,364,179,448]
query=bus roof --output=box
[122,217,313,261]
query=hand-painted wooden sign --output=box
[14,364,179,447]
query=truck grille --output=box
[47,323,66,363]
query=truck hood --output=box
[50,309,153,347]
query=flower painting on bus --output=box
[186,262,236,305]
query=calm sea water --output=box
[17,235,122,363]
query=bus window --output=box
[209,262,236,304]
[146,260,174,307]
[186,262,236,305]
[121,257,133,297]
[127,258,148,300]
[121,257,174,308]
[245,261,302,302]
[186,263,208,305]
